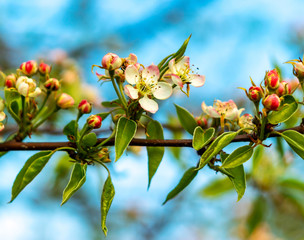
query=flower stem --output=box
[109,71,127,110]
[259,116,268,140]
[33,106,59,130]
[35,91,51,119]
[96,130,116,148]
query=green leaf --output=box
[221,145,253,168]
[279,178,304,192]
[63,120,78,142]
[115,117,137,161]
[163,167,198,205]
[280,130,304,159]
[146,120,164,189]
[200,177,234,198]
[174,104,197,135]
[247,195,266,234]
[4,88,20,104]
[192,127,215,150]
[101,99,121,108]
[101,175,115,236]
[96,112,110,121]
[197,131,239,170]
[61,163,87,205]
[268,95,298,124]
[82,132,97,148]
[10,151,54,202]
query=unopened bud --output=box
[5,74,16,88]
[262,94,281,111]
[44,78,60,91]
[264,69,280,90]
[276,81,291,96]
[95,148,111,163]
[195,116,207,127]
[78,100,92,114]
[293,62,304,81]
[87,115,102,129]
[101,53,122,70]
[57,93,74,109]
[38,62,52,75]
[20,60,38,76]
[248,86,263,102]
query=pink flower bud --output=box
[195,116,207,127]
[78,100,92,114]
[44,78,60,91]
[293,62,304,80]
[57,93,74,109]
[101,53,122,70]
[38,62,52,75]
[5,74,16,88]
[264,69,280,89]
[87,115,102,129]
[262,94,281,111]
[20,60,38,76]
[248,86,263,102]
[276,81,291,96]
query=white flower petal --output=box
[171,74,183,88]
[0,112,6,121]
[124,85,139,100]
[168,58,177,74]
[125,65,140,85]
[175,56,190,72]
[201,102,221,118]
[152,82,172,100]
[139,96,158,114]
[28,87,41,98]
[142,64,159,85]
[190,74,205,87]
[18,82,29,96]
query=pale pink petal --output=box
[201,102,221,118]
[142,64,159,85]
[168,58,177,74]
[125,65,140,85]
[152,82,172,100]
[139,96,159,113]
[0,112,6,121]
[171,74,183,88]
[124,85,139,99]
[189,74,205,87]
[128,53,137,63]
[175,56,190,72]
[18,82,29,96]
[28,87,41,98]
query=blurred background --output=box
[1,0,304,239]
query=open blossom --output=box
[167,56,205,89]
[124,64,172,113]
[201,100,244,121]
[16,76,41,98]
[239,113,254,133]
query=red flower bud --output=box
[248,86,263,102]
[38,62,52,75]
[78,100,92,114]
[195,116,207,127]
[57,93,74,109]
[44,78,60,91]
[101,53,122,70]
[20,60,38,76]
[87,115,102,129]
[276,81,291,96]
[262,94,281,111]
[5,74,16,88]
[264,69,280,89]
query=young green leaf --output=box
[82,132,97,148]
[200,177,234,198]
[101,175,115,236]
[221,145,253,169]
[63,120,78,142]
[115,117,137,161]
[61,163,87,205]
[280,130,304,159]
[10,151,54,202]
[163,167,198,205]
[174,104,197,135]
[146,120,164,189]
[220,152,246,201]
[101,99,121,108]
[192,127,215,150]
[268,95,298,124]
[197,131,239,170]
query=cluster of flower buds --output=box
[0,98,6,132]
[93,148,111,163]
[87,115,102,129]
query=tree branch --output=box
[0,125,303,152]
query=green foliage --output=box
[63,120,79,142]
[174,104,197,135]
[146,120,164,188]
[192,127,215,151]
[82,132,97,148]
[163,167,198,205]
[61,163,87,205]
[115,117,137,161]
[221,145,253,169]
[200,177,234,198]
[101,174,115,236]
[10,151,54,202]
[280,130,304,159]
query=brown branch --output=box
[0,125,303,151]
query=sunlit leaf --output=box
[192,127,215,150]
[175,104,197,135]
